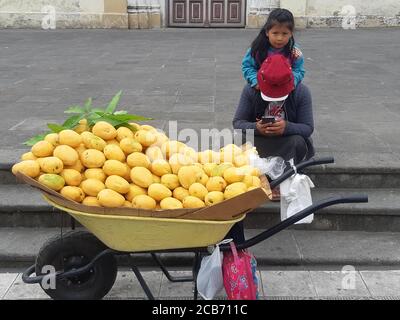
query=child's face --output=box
[266,24,293,49]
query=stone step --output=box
[0,184,398,231]
[249,188,400,232]
[1,227,400,268]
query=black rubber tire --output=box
[35,230,117,300]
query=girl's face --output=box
[266,24,293,49]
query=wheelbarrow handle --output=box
[337,194,368,204]
[270,157,334,189]
[221,194,369,251]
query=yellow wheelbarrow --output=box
[22,157,368,300]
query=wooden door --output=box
[168,0,245,27]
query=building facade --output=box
[0,0,399,29]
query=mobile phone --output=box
[261,116,276,124]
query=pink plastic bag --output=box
[222,242,258,300]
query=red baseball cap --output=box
[257,54,295,101]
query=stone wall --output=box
[0,0,399,29]
[277,0,400,28]
[0,0,128,28]
[127,0,161,29]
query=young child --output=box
[242,8,305,90]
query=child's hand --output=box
[254,84,260,90]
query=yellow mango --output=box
[205,191,225,206]
[81,178,106,197]
[12,160,40,178]
[105,175,130,194]
[65,159,84,173]
[125,184,147,202]
[127,152,151,168]
[116,126,134,142]
[84,168,106,182]
[177,165,203,189]
[188,183,208,201]
[61,169,82,186]
[206,176,227,192]
[130,167,153,188]
[103,144,126,162]
[161,140,185,159]
[80,149,106,168]
[31,140,54,158]
[82,196,101,207]
[54,145,79,166]
[103,160,129,177]
[92,121,117,140]
[97,189,125,207]
[182,196,206,209]
[120,138,143,154]
[132,194,156,210]
[224,182,247,200]
[60,186,85,203]
[38,174,65,191]
[160,197,183,209]
[44,133,59,147]
[169,153,194,174]
[223,167,244,184]
[37,157,63,174]
[161,174,180,190]
[148,183,172,201]
[145,146,164,162]
[58,130,83,148]
[135,130,156,147]
[151,159,172,176]
[172,187,189,202]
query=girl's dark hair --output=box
[250,8,295,65]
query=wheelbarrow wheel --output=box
[35,230,117,300]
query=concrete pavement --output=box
[1,268,400,300]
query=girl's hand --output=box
[264,119,286,136]
[254,84,260,91]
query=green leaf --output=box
[64,105,85,114]
[47,123,66,133]
[115,123,137,131]
[105,90,122,114]
[96,114,124,127]
[92,108,105,113]
[104,113,153,122]
[87,113,102,127]
[84,98,93,112]
[23,133,49,146]
[114,110,128,115]
[62,114,84,129]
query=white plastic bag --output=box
[248,154,286,180]
[280,158,315,224]
[197,239,231,300]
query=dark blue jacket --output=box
[233,83,314,155]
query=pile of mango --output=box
[12,120,262,209]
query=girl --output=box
[242,8,305,90]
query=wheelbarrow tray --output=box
[16,172,272,221]
[44,194,246,252]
